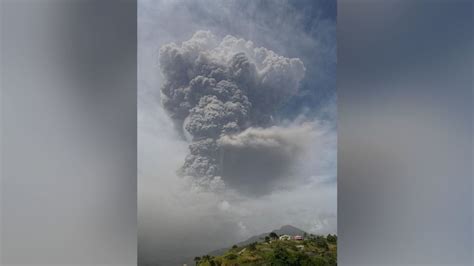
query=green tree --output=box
[269,232,279,239]
[194,256,201,266]
[316,238,329,250]
[294,252,313,266]
[313,257,328,266]
[327,234,337,243]
[225,253,238,260]
[269,245,291,266]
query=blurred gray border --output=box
[338,0,472,265]
[1,0,137,265]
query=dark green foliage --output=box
[224,253,238,260]
[269,232,279,239]
[194,256,201,266]
[316,239,329,250]
[327,234,337,243]
[248,242,258,251]
[293,252,315,266]
[313,256,328,266]
[311,235,329,250]
[269,245,292,265]
[267,243,331,266]
[328,256,337,266]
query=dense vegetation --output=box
[195,234,337,266]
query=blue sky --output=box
[139,0,336,119]
[176,0,337,120]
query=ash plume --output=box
[159,31,306,194]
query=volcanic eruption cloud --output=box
[159,31,312,196]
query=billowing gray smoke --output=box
[159,31,306,195]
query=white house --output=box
[279,234,292,240]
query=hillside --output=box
[194,231,337,266]
[208,225,307,257]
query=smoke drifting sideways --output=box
[159,31,311,196]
